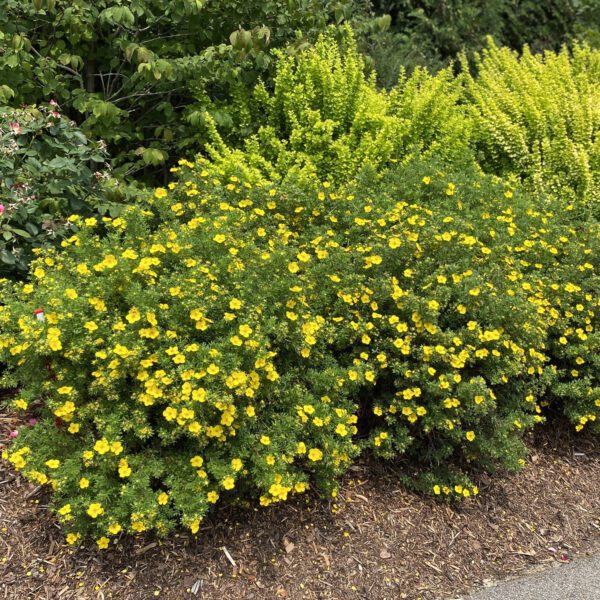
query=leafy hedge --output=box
[2,154,598,546]
[0,103,109,277]
[462,41,600,207]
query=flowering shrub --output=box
[0,104,109,277]
[462,41,600,207]
[204,27,467,183]
[2,154,598,547]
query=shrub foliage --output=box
[462,42,600,207]
[0,103,109,277]
[2,155,598,546]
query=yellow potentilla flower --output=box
[118,459,132,478]
[84,321,98,332]
[207,363,219,375]
[66,533,80,545]
[79,477,90,489]
[239,324,253,338]
[45,459,60,469]
[97,537,110,549]
[155,188,168,199]
[163,406,178,421]
[110,441,123,455]
[222,477,235,490]
[466,431,476,442]
[65,288,78,300]
[108,523,122,535]
[388,237,401,249]
[260,435,270,445]
[157,492,169,505]
[58,504,71,516]
[94,439,110,454]
[87,503,104,518]
[190,456,204,468]
[68,423,80,434]
[207,491,219,503]
[308,448,323,462]
[213,234,226,243]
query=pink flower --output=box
[28,418,38,426]
[8,122,21,135]
[9,430,18,438]
[0,205,5,215]
[49,99,58,106]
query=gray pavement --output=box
[467,554,600,600]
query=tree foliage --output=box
[0,0,376,178]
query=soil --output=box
[1,408,599,600]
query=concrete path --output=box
[468,554,600,600]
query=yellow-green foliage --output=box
[204,28,467,183]
[463,41,600,207]
[2,156,598,547]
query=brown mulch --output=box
[1,409,599,600]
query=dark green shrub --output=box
[0,103,109,277]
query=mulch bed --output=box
[1,408,599,600]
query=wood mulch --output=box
[1,408,599,600]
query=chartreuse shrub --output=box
[204,27,467,183]
[462,41,600,207]
[3,154,599,547]
[0,103,110,278]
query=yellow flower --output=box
[308,448,323,462]
[154,187,168,199]
[260,435,270,445]
[163,406,178,421]
[110,441,123,455]
[58,504,71,516]
[65,288,78,300]
[97,537,110,549]
[207,491,219,503]
[222,477,235,490]
[45,459,60,469]
[118,459,132,478]
[108,523,122,535]
[79,477,90,489]
[157,492,169,505]
[231,458,243,471]
[239,324,253,338]
[466,431,476,442]
[190,455,204,468]
[84,321,98,332]
[87,503,104,518]
[94,439,110,455]
[66,533,80,545]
